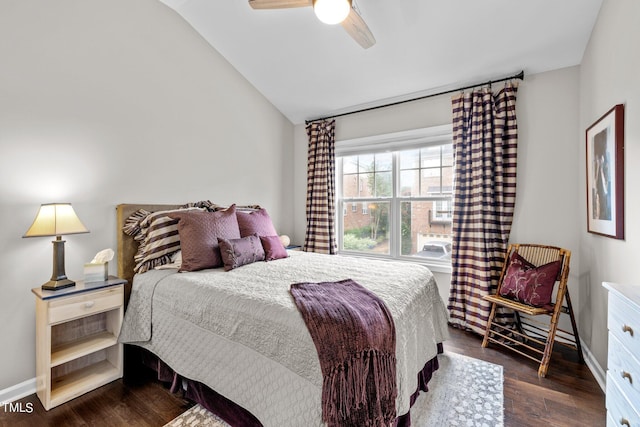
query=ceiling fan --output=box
[248,0,376,49]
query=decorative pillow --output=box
[123,201,214,239]
[169,206,241,272]
[155,250,182,270]
[122,208,152,238]
[236,208,278,237]
[260,235,289,261]
[126,206,206,274]
[499,252,562,307]
[218,234,266,271]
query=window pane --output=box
[400,170,418,196]
[360,173,374,197]
[375,153,393,171]
[441,166,454,193]
[343,156,358,174]
[400,149,419,169]
[343,174,358,197]
[421,169,441,195]
[343,201,390,255]
[442,145,453,166]
[374,172,392,197]
[400,201,452,258]
[421,146,441,168]
[358,154,374,173]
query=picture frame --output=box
[585,104,624,239]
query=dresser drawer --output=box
[609,333,640,407]
[607,372,640,427]
[609,292,640,358]
[48,287,123,325]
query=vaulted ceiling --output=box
[160,0,603,124]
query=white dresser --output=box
[603,282,640,427]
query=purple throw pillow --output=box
[260,235,288,261]
[218,234,266,271]
[499,252,561,307]
[236,208,278,237]
[169,205,240,272]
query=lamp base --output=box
[42,278,76,291]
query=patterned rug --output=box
[164,352,503,427]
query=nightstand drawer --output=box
[606,372,640,427]
[48,287,123,325]
[609,333,640,407]
[609,292,640,357]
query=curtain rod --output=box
[305,70,524,125]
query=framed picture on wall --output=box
[585,104,624,239]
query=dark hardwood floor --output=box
[0,326,605,427]
[443,327,605,427]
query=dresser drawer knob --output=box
[622,325,634,336]
[84,301,95,309]
[620,418,630,427]
[621,371,633,384]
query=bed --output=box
[116,203,449,427]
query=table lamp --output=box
[23,203,89,290]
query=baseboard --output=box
[581,339,606,392]
[0,378,36,404]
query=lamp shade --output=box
[313,0,351,25]
[23,203,89,237]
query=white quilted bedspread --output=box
[119,251,449,427]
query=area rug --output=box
[164,352,503,427]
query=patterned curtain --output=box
[303,119,337,254]
[448,82,519,334]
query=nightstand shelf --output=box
[50,358,120,408]
[33,277,126,410]
[51,330,119,367]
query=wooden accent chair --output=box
[481,244,584,377]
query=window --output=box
[336,126,453,268]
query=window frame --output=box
[335,125,453,273]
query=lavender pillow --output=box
[236,208,278,237]
[218,235,266,271]
[169,205,240,272]
[260,235,288,261]
[499,252,561,307]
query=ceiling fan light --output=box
[313,0,351,25]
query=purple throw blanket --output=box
[290,279,397,427]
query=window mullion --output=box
[391,152,399,258]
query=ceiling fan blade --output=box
[248,0,312,9]
[341,6,375,49]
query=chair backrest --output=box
[496,244,572,303]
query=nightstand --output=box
[32,276,126,410]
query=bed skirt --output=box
[126,343,444,427]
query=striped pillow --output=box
[124,201,213,274]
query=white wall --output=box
[294,67,583,350]
[0,0,294,391]
[578,0,640,370]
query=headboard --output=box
[116,203,181,304]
